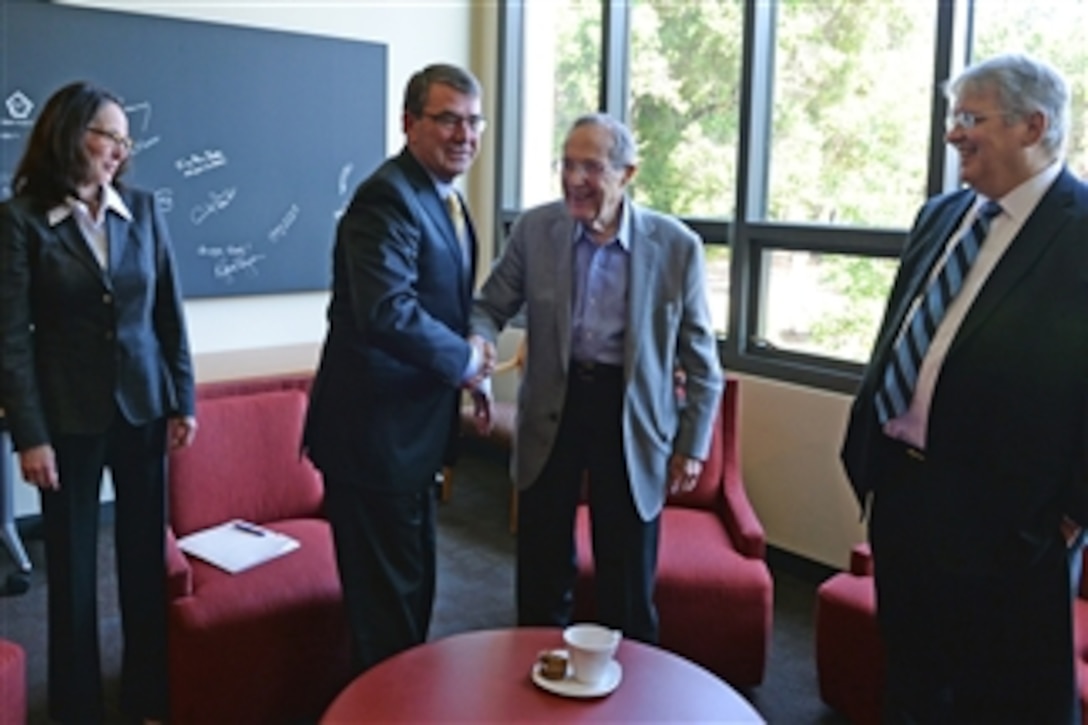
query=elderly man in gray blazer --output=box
[471,113,723,642]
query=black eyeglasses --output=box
[421,112,487,134]
[86,126,134,152]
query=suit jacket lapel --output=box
[106,212,130,289]
[396,150,471,309]
[626,203,658,376]
[54,217,110,288]
[953,170,1076,350]
[552,213,575,367]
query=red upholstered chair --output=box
[0,638,26,724]
[572,378,773,687]
[165,382,352,724]
[814,542,884,725]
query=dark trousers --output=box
[323,477,436,674]
[870,445,1077,724]
[516,363,660,643]
[42,414,169,723]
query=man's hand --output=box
[667,454,703,495]
[169,415,198,450]
[19,444,59,491]
[470,387,493,436]
[464,334,496,389]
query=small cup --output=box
[563,623,621,685]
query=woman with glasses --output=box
[0,80,196,724]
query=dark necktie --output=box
[875,199,1003,423]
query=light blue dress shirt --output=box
[570,201,631,366]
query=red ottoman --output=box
[0,638,27,725]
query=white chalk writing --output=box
[338,163,354,196]
[268,204,299,242]
[176,150,227,178]
[197,244,265,283]
[154,189,174,214]
[191,187,237,225]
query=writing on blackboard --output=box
[268,204,299,242]
[197,243,266,283]
[176,150,227,178]
[4,90,34,121]
[191,187,237,225]
[154,188,174,214]
[338,163,354,195]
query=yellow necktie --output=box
[446,192,467,246]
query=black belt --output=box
[569,359,623,384]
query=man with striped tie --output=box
[842,54,1088,723]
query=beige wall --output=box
[9,1,865,571]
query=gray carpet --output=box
[0,449,848,724]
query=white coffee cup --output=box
[563,623,621,685]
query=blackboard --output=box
[0,1,386,297]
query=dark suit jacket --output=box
[0,187,194,450]
[842,168,1088,573]
[303,148,476,492]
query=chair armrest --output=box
[849,542,873,576]
[720,464,766,559]
[165,527,193,599]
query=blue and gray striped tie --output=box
[876,199,1003,423]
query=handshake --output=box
[462,334,498,436]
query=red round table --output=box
[321,627,764,722]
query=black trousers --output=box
[516,362,660,643]
[870,443,1077,724]
[323,476,436,675]
[42,414,169,723]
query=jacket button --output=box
[102,293,112,304]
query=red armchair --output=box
[572,378,773,687]
[166,379,352,723]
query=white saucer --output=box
[531,658,622,698]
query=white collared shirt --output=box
[883,161,1063,448]
[46,184,132,269]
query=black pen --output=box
[233,521,266,537]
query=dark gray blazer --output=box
[0,186,194,449]
[471,199,723,521]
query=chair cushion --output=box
[169,390,323,536]
[169,517,351,722]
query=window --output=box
[765,0,937,227]
[627,0,743,219]
[518,1,602,209]
[756,249,896,363]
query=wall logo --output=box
[4,91,34,121]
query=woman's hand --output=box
[19,444,59,491]
[168,415,198,450]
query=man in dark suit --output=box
[302,63,493,674]
[842,54,1088,723]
